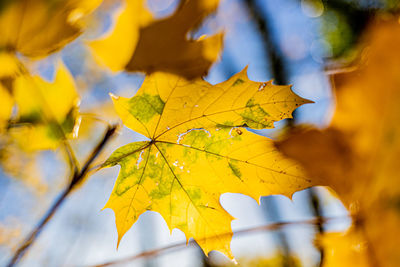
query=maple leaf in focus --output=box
[0,0,101,57]
[276,16,400,266]
[89,0,223,79]
[10,62,80,151]
[102,67,313,258]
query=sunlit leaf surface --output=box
[103,67,312,258]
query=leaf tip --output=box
[305,98,315,104]
[242,65,249,75]
[287,192,295,201]
[297,97,315,107]
[100,203,108,211]
[109,92,120,100]
[116,235,122,250]
[288,85,314,105]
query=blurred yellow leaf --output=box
[0,0,101,58]
[0,53,20,129]
[276,16,400,266]
[0,140,48,193]
[0,218,22,249]
[318,228,369,267]
[0,52,20,78]
[90,0,223,79]
[103,67,312,258]
[11,62,80,151]
[220,253,302,267]
[0,83,13,129]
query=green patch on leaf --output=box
[228,160,242,180]
[246,98,255,107]
[232,78,244,86]
[129,93,165,123]
[240,105,272,129]
[187,187,202,203]
[47,121,66,140]
[18,110,42,124]
[61,108,78,134]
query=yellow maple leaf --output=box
[276,16,400,266]
[102,67,313,258]
[0,0,101,58]
[11,62,80,151]
[89,0,223,79]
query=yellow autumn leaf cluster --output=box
[0,0,102,194]
[276,16,400,267]
[0,0,102,151]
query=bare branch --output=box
[309,188,325,267]
[90,215,349,267]
[242,0,288,86]
[6,125,118,267]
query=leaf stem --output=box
[6,125,118,267]
[62,140,80,174]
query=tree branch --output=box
[90,215,349,267]
[308,188,325,267]
[6,124,118,267]
[242,0,288,86]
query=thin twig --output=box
[90,215,349,267]
[242,0,288,86]
[62,140,80,174]
[6,125,118,267]
[79,113,114,126]
[309,188,325,267]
